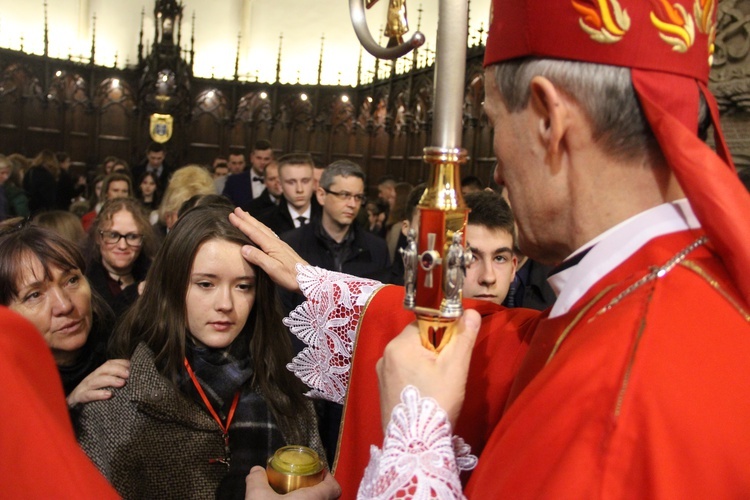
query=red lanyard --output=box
[184,358,240,466]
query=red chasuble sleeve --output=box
[0,307,120,499]
[333,285,540,499]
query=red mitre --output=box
[485,0,750,306]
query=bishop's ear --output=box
[528,76,568,155]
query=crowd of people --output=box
[1,135,538,498]
[3,0,750,497]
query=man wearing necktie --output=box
[257,153,322,237]
[222,139,273,209]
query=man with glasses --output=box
[283,159,389,280]
[281,159,390,465]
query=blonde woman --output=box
[154,165,217,239]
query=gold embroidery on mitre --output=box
[572,0,631,44]
[650,0,696,53]
[693,0,716,64]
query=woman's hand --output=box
[376,309,481,431]
[66,359,130,406]
[244,466,341,499]
[228,208,308,293]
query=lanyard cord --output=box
[184,358,240,465]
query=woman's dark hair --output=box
[136,171,163,207]
[0,220,111,323]
[112,205,308,439]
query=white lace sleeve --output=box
[284,264,384,403]
[357,386,477,500]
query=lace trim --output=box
[357,386,476,500]
[284,264,383,403]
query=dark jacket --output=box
[280,220,390,313]
[243,188,277,217]
[222,171,255,209]
[503,258,557,311]
[23,165,57,215]
[56,169,78,210]
[258,197,322,237]
[86,257,151,317]
[58,320,110,397]
[77,343,324,500]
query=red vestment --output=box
[0,307,119,498]
[464,230,750,498]
[333,286,540,499]
[336,228,750,498]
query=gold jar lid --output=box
[267,446,323,476]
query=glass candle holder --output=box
[266,445,324,493]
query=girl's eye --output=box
[237,282,255,292]
[197,281,213,289]
[23,291,42,303]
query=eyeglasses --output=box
[99,230,143,247]
[324,189,367,204]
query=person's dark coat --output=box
[77,343,324,500]
[85,256,151,317]
[258,197,322,237]
[243,188,277,218]
[222,171,255,209]
[23,165,57,215]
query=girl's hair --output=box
[0,220,111,322]
[32,210,86,248]
[86,198,158,263]
[112,205,307,434]
[136,171,163,207]
[86,174,105,209]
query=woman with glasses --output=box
[77,204,327,499]
[85,198,157,316]
[0,219,130,407]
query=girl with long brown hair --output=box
[77,204,324,499]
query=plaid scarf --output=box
[179,334,285,499]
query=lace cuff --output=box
[284,265,383,403]
[357,386,477,500]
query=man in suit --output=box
[222,140,273,208]
[258,153,320,236]
[244,161,282,217]
[132,142,172,189]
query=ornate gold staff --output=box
[350,0,470,352]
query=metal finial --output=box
[317,35,325,85]
[90,14,97,65]
[43,0,49,57]
[234,33,241,81]
[275,33,283,83]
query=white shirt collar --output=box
[287,203,312,227]
[548,199,700,318]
